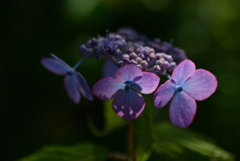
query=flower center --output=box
[177,86,183,92]
[124,81,132,90]
[67,69,74,75]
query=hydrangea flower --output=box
[153,60,217,128]
[41,54,93,103]
[92,64,160,121]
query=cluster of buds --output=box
[78,27,186,75]
[117,28,187,64]
[79,33,127,60]
[118,48,176,75]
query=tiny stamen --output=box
[177,86,183,92]
[125,81,132,90]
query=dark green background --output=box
[1,0,240,160]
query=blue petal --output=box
[74,71,93,101]
[50,54,71,69]
[64,75,80,104]
[41,54,71,75]
[169,91,196,128]
[112,90,145,121]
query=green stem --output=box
[127,122,135,161]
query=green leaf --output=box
[104,99,127,133]
[19,143,108,161]
[153,123,235,161]
[133,96,156,161]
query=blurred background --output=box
[1,0,240,160]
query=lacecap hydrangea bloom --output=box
[92,64,160,121]
[41,27,217,128]
[153,60,217,128]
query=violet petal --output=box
[74,71,93,101]
[41,58,70,75]
[153,79,176,108]
[115,65,142,83]
[169,91,196,128]
[112,90,145,122]
[50,54,71,69]
[131,72,160,94]
[171,60,195,85]
[92,77,125,100]
[182,69,218,101]
[64,75,80,104]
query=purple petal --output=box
[50,54,71,69]
[41,54,71,76]
[41,58,70,75]
[112,90,145,121]
[92,77,125,100]
[182,69,217,101]
[64,75,80,104]
[153,79,176,108]
[102,60,119,78]
[169,91,196,128]
[131,72,160,94]
[74,71,93,101]
[171,60,195,85]
[115,65,142,83]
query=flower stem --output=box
[127,122,135,161]
[165,73,171,79]
[145,67,154,72]
[73,59,85,70]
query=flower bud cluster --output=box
[116,28,187,64]
[117,47,176,75]
[148,41,187,64]
[79,33,127,60]
[78,27,186,75]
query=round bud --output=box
[141,60,148,68]
[168,62,177,72]
[136,57,142,64]
[149,52,156,60]
[159,69,166,75]
[129,52,138,60]
[154,65,161,72]
[162,61,170,69]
